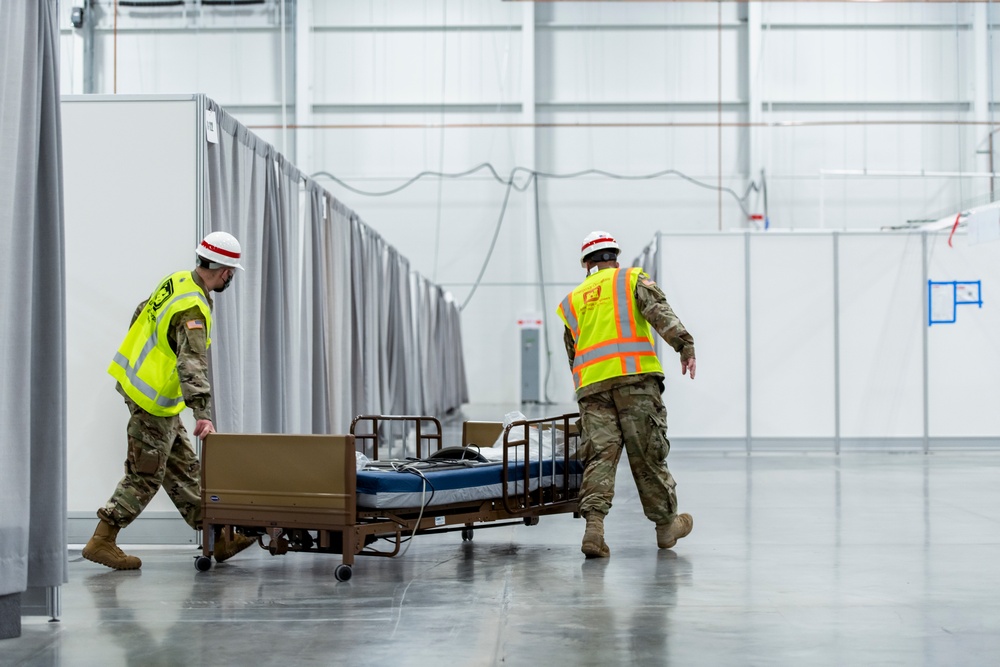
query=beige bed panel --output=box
[202,433,356,515]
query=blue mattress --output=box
[356,459,583,509]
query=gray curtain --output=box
[326,198,355,430]
[305,182,332,433]
[202,98,468,435]
[0,0,68,633]
[204,100,268,433]
[633,234,660,283]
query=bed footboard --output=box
[199,433,358,581]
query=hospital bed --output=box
[196,413,582,581]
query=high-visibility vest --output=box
[557,267,662,391]
[108,271,212,416]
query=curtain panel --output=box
[0,0,68,631]
[203,99,467,434]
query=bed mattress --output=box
[356,459,583,509]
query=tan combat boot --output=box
[82,520,142,570]
[214,530,257,563]
[581,513,611,558]
[656,513,694,549]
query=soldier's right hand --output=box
[194,419,216,438]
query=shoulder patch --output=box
[641,278,656,287]
[185,319,205,330]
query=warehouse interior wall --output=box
[56,0,1000,409]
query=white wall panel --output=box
[538,29,741,103]
[315,31,523,105]
[457,286,531,405]
[749,234,835,437]
[308,112,532,176]
[926,234,1000,437]
[315,1,520,27]
[93,32,283,104]
[63,96,200,516]
[537,110,747,174]
[838,234,924,439]
[764,29,967,101]
[761,3,975,26]
[326,180,532,287]
[761,112,977,175]
[543,3,743,25]
[659,235,747,439]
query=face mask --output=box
[215,270,234,293]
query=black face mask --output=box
[214,271,234,293]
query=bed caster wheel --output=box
[195,556,212,572]
[334,564,353,582]
[461,528,474,541]
[523,517,539,526]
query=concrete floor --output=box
[6,426,1000,666]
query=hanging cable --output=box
[458,175,522,311]
[311,164,767,310]
[533,176,555,405]
[311,164,761,215]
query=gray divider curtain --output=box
[203,99,467,434]
[0,0,68,637]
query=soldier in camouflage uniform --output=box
[558,231,696,558]
[83,232,255,570]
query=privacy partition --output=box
[62,95,467,544]
[637,230,1000,452]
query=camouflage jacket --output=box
[117,270,214,421]
[563,270,694,399]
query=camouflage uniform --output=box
[97,271,214,530]
[564,272,694,525]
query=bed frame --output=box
[197,413,580,581]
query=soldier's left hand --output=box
[681,357,696,380]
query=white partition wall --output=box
[63,96,202,543]
[837,234,924,444]
[658,235,747,444]
[927,235,1000,441]
[749,235,836,445]
[643,230,1000,452]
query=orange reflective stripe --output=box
[625,268,639,339]
[611,269,624,339]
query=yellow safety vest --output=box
[557,267,663,392]
[108,271,212,416]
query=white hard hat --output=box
[196,231,244,270]
[580,230,620,266]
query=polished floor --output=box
[7,439,1000,665]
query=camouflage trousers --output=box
[97,398,202,530]
[577,375,678,526]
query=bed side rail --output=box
[350,415,443,460]
[500,413,581,515]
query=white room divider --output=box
[641,230,1000,452]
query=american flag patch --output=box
[186,319,205,330]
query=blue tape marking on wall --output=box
[928,280,983,326]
